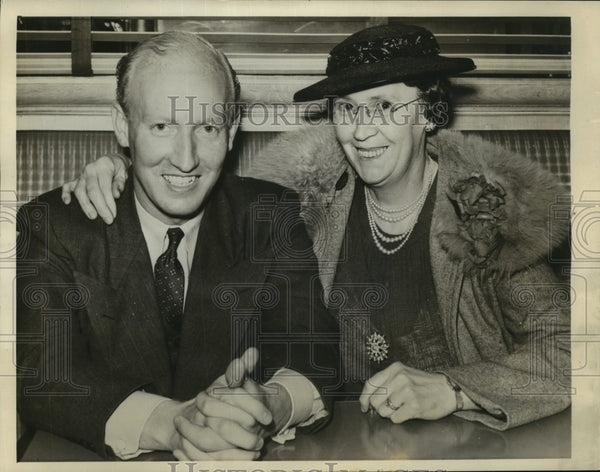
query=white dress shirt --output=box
[105,195,326,459]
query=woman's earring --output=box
[424,120,436,132]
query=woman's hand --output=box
[360,361,472,424]
[61,154,130,224]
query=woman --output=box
[63,24,570,430]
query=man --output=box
[17,31,338,460]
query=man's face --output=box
[114,54,237,225]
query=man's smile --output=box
[162,174,200,188]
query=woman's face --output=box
[333,82,427,190]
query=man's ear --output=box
[112,102,130,148]
[227,112,241,151]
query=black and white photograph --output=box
[1,1,599,470]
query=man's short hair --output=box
[115,31,241,119]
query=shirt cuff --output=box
[266,368,328,444]
[105,391,169,460]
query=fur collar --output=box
[245,124,345,202]
[428,130,569,273]
[245,125,569,274]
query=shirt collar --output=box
[134,194,203,262]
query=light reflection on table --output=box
[263,401,570,460]
[21,401,570,462]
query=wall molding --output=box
[17,75,570,131]
[17,52,571,76]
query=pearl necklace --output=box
[366,181,425,223]
[365,158,438,255]
[365,156,436,222]
[366,201,418,255]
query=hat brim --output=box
[293,55,475,102]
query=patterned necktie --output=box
[154,227,185,369]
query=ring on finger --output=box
[385,399,400,411]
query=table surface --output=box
[21,401,571,462]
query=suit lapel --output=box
[174,179,268,398]
[173,182,235,396]
[105,180,172,392]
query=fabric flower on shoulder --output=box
[446,174,507,268]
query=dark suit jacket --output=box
[17,173,339,457]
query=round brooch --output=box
[366,332,389,363]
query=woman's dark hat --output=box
[294,24,475,102]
